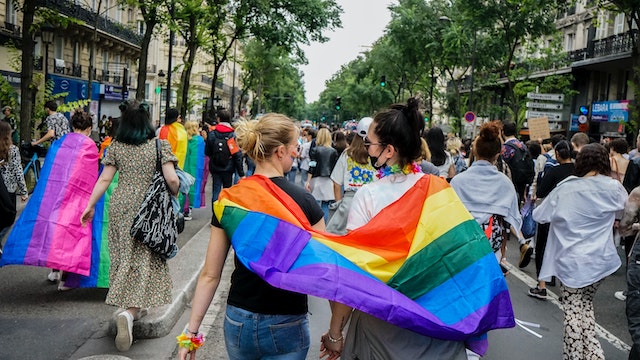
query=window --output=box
[138,20,145,36]
[6,0,17,24]
[145,82,151,101]
[102,50,109,71]
[73,42,80,63]
[104,0,111,19]
[614,13,625,35]
[116,6,122,22]
[54,37,64,59]
[34,37,42,57]
[566,33,575,51]
[595,11,608,39]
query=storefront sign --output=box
[591,100,629,123]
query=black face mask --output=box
[370,148,387,170]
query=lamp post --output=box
[41,25,55,85]
[166,1,175,116]
[158,70,166,123]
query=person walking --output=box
[425,127,455,179]
[0,121,27,247]
[500,121,534,205]
[450,121,524,280]
[298,127,315,187]
[1,111,98,289]
[182,120,206,221]
[533,143,626,360]
[32,100,70,146]
[80,100,179,352]
[1,106,19,145]
[305,127,338,223]
[159,108,188,169]
[177,113,325,360]
[527,140,575,300]
[205,109,244,204]
[323,98,512,359]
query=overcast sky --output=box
[299,1,394,103]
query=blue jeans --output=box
[212,172,234,205]
[317,200,331,224]
[298,169,308,188]
[285,169,297,183]
[224,305,310,360]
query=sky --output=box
[299,1,394,103]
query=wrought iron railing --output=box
[35,0,142,46]
[34,57,43,71]
[71,63,82,77]
[568,29,638,62]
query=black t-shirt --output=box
[536,163,575,198]
[211,176,324,315]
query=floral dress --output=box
[102,139,177,308]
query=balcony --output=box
[71,63,82,77]
[35,0,142,47]
[568,29,638,63]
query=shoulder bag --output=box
[130,139,179,259]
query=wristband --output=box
[177,330,205,352]
[327,331,344,343]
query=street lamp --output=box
[40,24,55,85]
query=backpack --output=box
[209,131,238,168]
[504,141,535,185]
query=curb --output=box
[109,223,211,339]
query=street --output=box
[0,174,635,359]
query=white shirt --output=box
[299,141,311,171]
[330,151,376,192]
[435,153,453,178]
[533,174,627,288]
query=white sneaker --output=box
[47,271,60,282]
[115,310,134,351]
[615,291,627,301]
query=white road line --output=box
[505,261,632,352]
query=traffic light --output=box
[380,75,386,87]
[334,96,342,110]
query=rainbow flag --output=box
[214,175,514,355]
[182,134,206,209]
[0,133,99,276]
[64,171,117,288]
[159,123,187,168]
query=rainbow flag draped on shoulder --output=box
[182,134,206,209]
[214,175,515,355]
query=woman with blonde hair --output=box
[306,127,338,222]
[447,136,468,174]
[182,121,207,220]
[178,113,324,360]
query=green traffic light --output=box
[335,105,341,110]
[380,82,386,87]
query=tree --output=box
[126,0,165,101]
[203,0,342,120]
[173,0,207,118]
[458,0,563,127]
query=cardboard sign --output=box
[528,117,551,140]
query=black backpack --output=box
[209,131,233,168]
[504,142,535,185]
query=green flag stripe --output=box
[387,220,492,299]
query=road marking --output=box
[506,262,632,353]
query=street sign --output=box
[527,92,564,102]
[464,111,476,123]
[526,102,563,110]
[526,110,562,121]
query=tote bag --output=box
[130,140,179,259]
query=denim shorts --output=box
[224,305,310,360]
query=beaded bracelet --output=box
[176,329,205,351]
[326,331,344,343]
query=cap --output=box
[2,106,11,112]
[356,117,373,138]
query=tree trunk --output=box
[136,18,157,101]
[19,0,36,143]
[178,16,199,119]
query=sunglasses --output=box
[363,137,386,149]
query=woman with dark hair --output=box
[331,130,348,157]
[450,121,524,282]
[323,99,512,359]
[610,138,629,182]
[533,143,626,359]
[81,100,179,352]
[0,121,27,243]
[425,127,455,179]
[528,140,575,300]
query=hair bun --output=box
[478,121,501,142]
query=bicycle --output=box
[20,143,46,194]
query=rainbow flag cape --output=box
[182,134,206,209]
[64,171,117,288]
[0,133,99,276]
[159,122,187,168]
[214,175,515,355]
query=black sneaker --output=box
[519,242,533,268]
[528,286,547,300]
